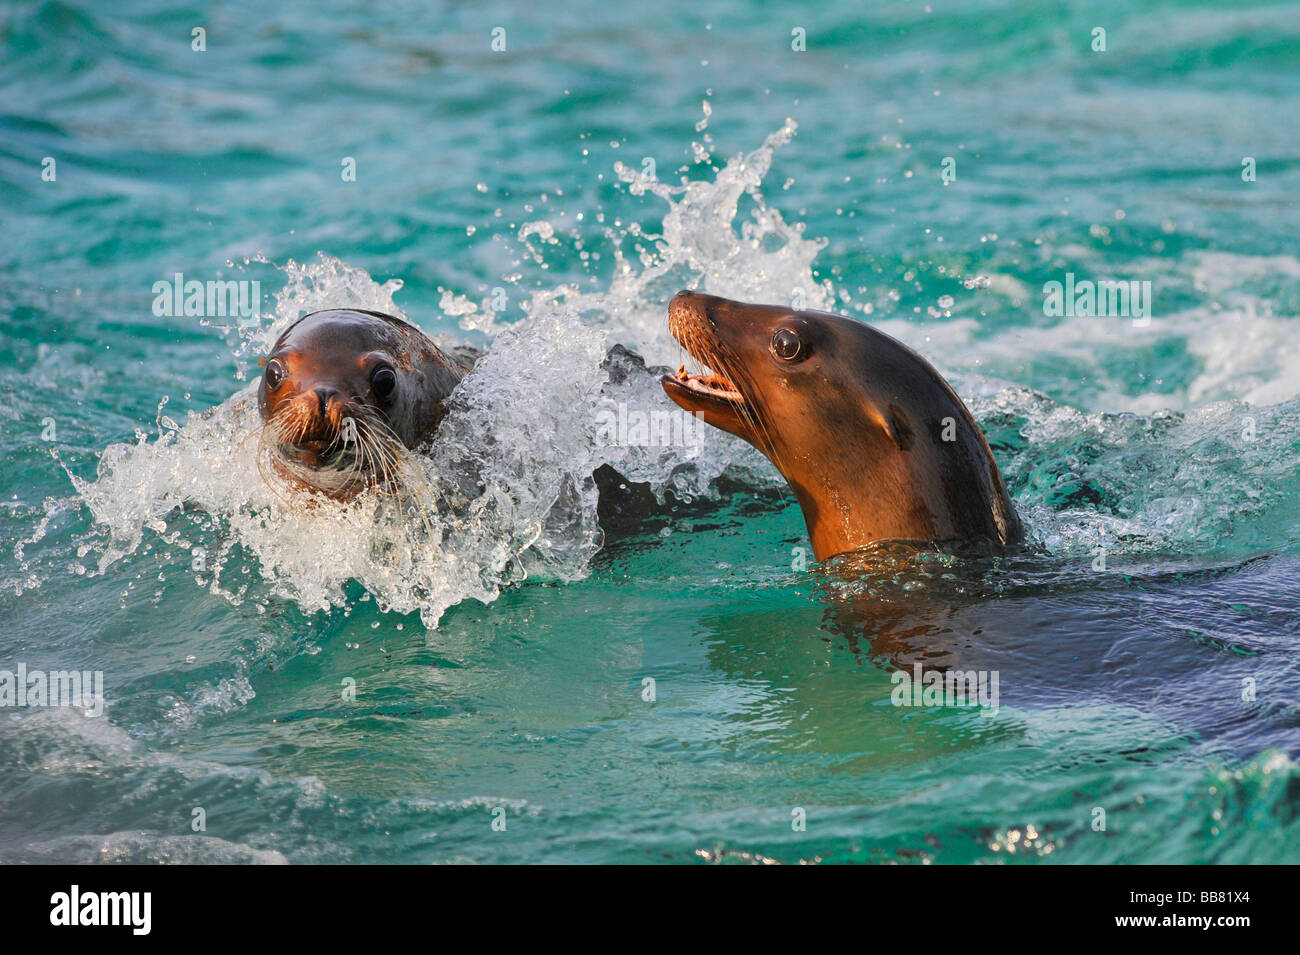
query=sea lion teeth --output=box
[681,374,742,401]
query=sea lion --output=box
[256,308,471,498]
[660,290,1022,560]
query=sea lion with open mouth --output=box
[257,308,472,498]
[661,290,1022,560]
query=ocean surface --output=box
[1,0,1298,863]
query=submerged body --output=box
[661,290,1022,560]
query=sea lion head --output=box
[661,290,1021,560]
[257,308,468,498]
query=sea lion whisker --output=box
[694,332,787,475]
[255,424,310,511]
[351,413,393,481]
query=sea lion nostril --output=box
[315,388,338,416]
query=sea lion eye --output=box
[371,366,397,401]
[771,327,803,362]
[264,358,285,391]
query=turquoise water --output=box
[2,0,1299,863]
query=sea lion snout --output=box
[662,290,762,443]
[669,289,798,347]
[667,289,712,339]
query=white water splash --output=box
[972,387,1300,558]
[443,112,833,363]
[69,111,817,625]
[73,305,609,625]
[63,108,1300,630]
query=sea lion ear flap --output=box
[885,403,915,451]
